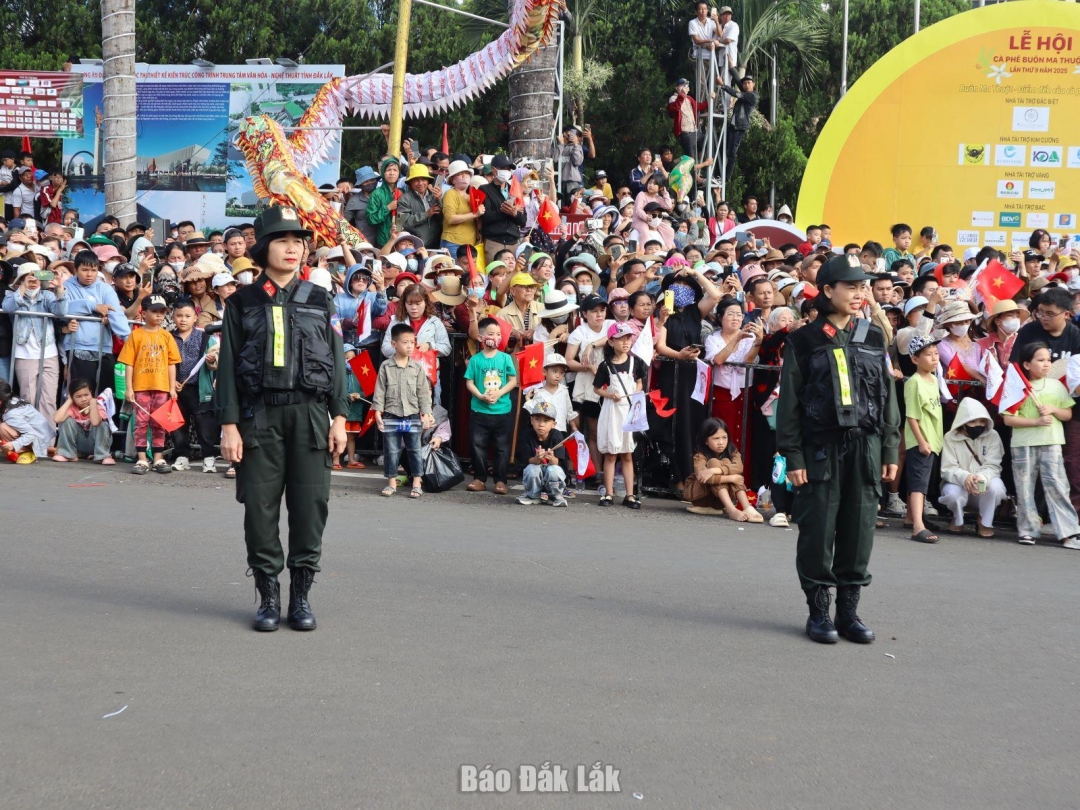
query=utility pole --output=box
[388,0,414,159]
[100,0,137,227]
[840,0,849,96]
[914,0,921,34]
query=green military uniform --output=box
[776,255,900,644]
[216,205,348,632]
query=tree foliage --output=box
[2,0,974,212]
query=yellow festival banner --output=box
[798,1,1080,251]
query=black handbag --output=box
[421,444,465,492]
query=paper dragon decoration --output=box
[235,0,565,247]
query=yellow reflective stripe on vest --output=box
[832,347,853,406]
[271,306,286,367]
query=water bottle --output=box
[114,362,126,401]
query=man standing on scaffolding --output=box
[718,6,741,82]
[689,3,721,67]
[720,75,757,182]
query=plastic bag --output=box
[421,444,464,492]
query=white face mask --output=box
[950,323,970,338]
[236,271,253,285]
[999,317,1021,334]
[551,313,570,324]
[170,261,185,272]
[578,284,593,296]
[496,170,512,184]
[103,261,119,274]
[649,217,661,227]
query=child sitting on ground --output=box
[117,294,181,475]
[939,398,1006,538]
[528,352,578,496]
[904,334,944,543]
[372,323,434,498]
[517,400,568,507]
[0,379,54,463]
[53,378,115,464]
[684,417,762,522]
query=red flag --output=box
[976,259,1024,308]
[944,353,976,387]
[150,399,186,433]
[414,349,440,387]
[515,341,545,389]
[468,186,486,213]
[441,122,449,155]
[357,409,378,437]
[509,174,524,207]
[463,243,480,289]
[355,297,371,343]
[348,350,377,397]
[647,389,676,417]
[537,198,561,235]
[564,432,597,479]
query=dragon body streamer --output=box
[235,0,564,246]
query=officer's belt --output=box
[262,390,326,406]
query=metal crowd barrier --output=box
[4,310,110,411]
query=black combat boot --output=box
[287,568,317,631]
[834,585,875,644]
[251,570,280,632]
[805,585,839,644]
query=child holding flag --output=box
[1002,343,1080,548]
[169,300,220,472]
[593,321,646,509]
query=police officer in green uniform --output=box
[776,255,900,644]
[217,205,348,632]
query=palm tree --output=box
[736,0,827,93]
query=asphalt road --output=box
[2,461,1079,809]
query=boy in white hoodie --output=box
[939,398,1007,538]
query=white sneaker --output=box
[1018,535,1036,545]
[516,495,541,506]
[923,503,939,517]
[883,493,905,517]
[769,512,789,528]
[1063,535,1080,550]
[202,456,217,473]
[172,456,189,471]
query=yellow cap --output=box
[509,272,539,287]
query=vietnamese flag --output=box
[150,398,186,433]
[468,186,486,213]
[515,341,545,389]
[509,174,525,207]
[944,353,976,389]
[537,198,561,234]
[977,259,1024,308]
[357,409,378,437]
[348,350,377,397]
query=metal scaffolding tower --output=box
[694,45,730,216]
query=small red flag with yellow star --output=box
[348,350,377,397]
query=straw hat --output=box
[537,289,579,319]
[432,275,467,306]
[936,300,976,326]
[423,254,460,280]
[985,298,1020,330]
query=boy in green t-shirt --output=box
[904,334,944,543]
[464,317,518,494]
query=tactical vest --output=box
[788,318,889,447]
[234,280,335,401]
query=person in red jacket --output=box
[666,79,710,168]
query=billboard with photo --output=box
[62,63,345,229]
[798,2,1080,250]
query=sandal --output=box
[977,525,995,538]
[152,460,172,474]
[132,460,149,475]
[332,463,342,470]
[598,495,613,507]
[946,525,966,535]
[347,460,366,469]
[410,487,423,499]
[224,466,236,479]
[911,529,939,544]
[744,508,764,524]
[380,485,396,497]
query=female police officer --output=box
[217,205,348,632]
[776,255,900,644]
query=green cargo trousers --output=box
[236,402,331,576]
[792,434,881,591]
